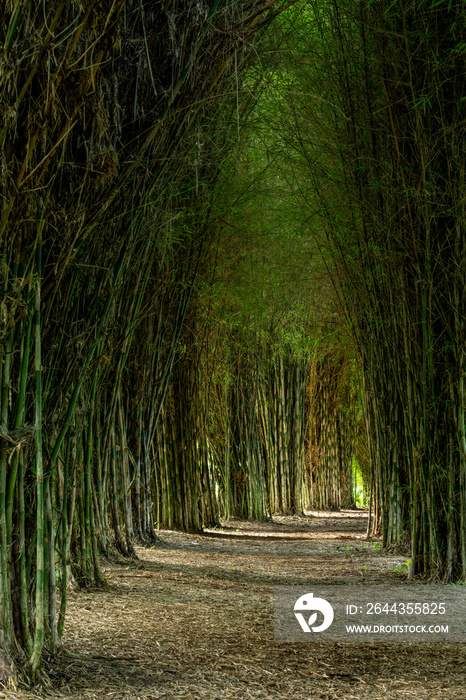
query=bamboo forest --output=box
[0,1,465,697]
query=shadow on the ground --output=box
[30,511,465,700]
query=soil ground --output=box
[8,510,466,700]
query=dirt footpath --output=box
[11,510,466,699]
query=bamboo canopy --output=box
[0,0,465,687]
[0,0,296,679]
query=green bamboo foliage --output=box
[0,0,288,677]
[3,0,463,685]
[200,331,351,521]
[283,0,466,579]
[304,354,356,511]
[31,248,44,674]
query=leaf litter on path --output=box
[10,510,466,700]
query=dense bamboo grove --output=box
[1,0,465,688]
[191,136,360,523]
[0,0,300,680]
[306,353,357,512]
[278,0,466,578]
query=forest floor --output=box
[9,510,466,700]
